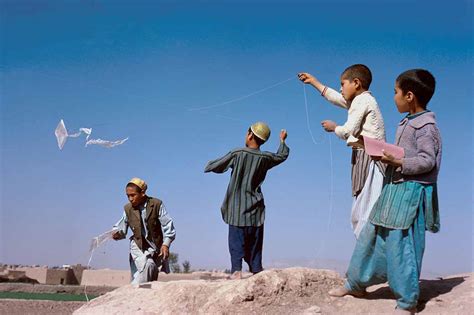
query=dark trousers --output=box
[228,224,264,274]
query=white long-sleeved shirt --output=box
[323,87,386,146]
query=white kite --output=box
[89,228,119,253]
[54,119,128,150]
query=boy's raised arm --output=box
[323,87,348,109]
[298,72,348,109]
[266,130,290,169]
[204,151,234,173]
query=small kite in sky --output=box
[54,119,128,150]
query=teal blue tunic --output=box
[369,177,440,232]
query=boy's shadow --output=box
[363,276,467,312]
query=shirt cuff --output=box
[321,86,328,96]
[346,135,363,148]
[334,126,347,139]
[162,238,172,247]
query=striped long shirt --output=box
[205,142,289,227]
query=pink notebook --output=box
[363,136,405,160]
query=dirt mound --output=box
[74,268,472,314]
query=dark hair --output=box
[248,128,265,146]
[396,69,436,108]
[341,64,372,90]
[126,183,142,193]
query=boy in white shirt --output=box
[298,64,386,238]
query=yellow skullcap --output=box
[127,177,147,192]
[250,121,271,142]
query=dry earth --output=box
[0,283,115,315]
[0,300,84,315]
[74,268,473,314]
[1,269,471,314]
[0,283,116,295]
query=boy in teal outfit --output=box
[329,69,442,314]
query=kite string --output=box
[83,236,99,303]
[188,76,296,111]
[326,135,334,239]
[303,85,326,145]
[83,228,119,302]
[84,247,95,302]
[302,84,335,260]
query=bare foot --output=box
[328,286,366,298]
[393,307,416,314]
[228,271,242,280]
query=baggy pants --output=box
[345,207,426,310]
[228,224,264,274]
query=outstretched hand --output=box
[112,231,122,240]
[298,72,317,85]
[321,120,337,132]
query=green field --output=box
[0,292,96,301]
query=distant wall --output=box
[81,269,129,287]
[45,269,70,285]
[17,267,48,283]
[13,265,85,285]
[71,265,87,285]
[6,270,26,278]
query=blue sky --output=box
[1,0,472,276]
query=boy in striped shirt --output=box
[205,122,289,279]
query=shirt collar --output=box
[406,110,430,120]
[138,201,147,211]
[400,110,431,125]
